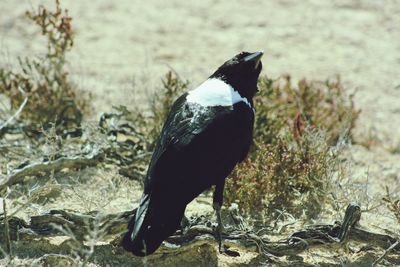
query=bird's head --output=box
[210,51,263,101]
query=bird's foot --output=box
[219,244,240,257]
[213,218,240,257]
[180,215,190,235]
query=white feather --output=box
[186,78,251,107]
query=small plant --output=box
[225,75,358,217]
[119,71,188,148]
[253,75,359,146]
[225,128,334,218]
[147,71,189,147]
[100,72,188,182]
[383,187,400,224]
[51,212,110,265]
[0,0,88,130]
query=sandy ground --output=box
[1,0,400,266]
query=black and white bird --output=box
[122,51,263,256]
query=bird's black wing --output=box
[125,93,254,256]
[144,93,254,194]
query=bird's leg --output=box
[213,181,240,257]
[213,202,224,252]
[180,214,190,235]
[213,180,225,253]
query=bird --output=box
[122,51,263,256]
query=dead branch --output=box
[0,203,399,258]
[0,88,28,131]
[0,108,150,189]
[372,240,400,266]
[2,198,12,256]
[0,147,104,190]
[167,204,397,256]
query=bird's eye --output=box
[238,51,247,58]
[237,51,249,61]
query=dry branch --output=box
[0,147,104,190]
[372,240,400,266]
[0,88,28,131]
[0,108,149,191]
[166,204,398,257]
[1,203,399,259]
[2,198,12,256]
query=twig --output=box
[1,204,399,259]
[0,87,28,131]
[337,203,361,243]
[0,148,104,190]
[361,202,385,213]
[3,198,12,257]
[372,240,400,267]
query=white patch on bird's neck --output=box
[186,78,251,107]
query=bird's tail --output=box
[122,193,185,256]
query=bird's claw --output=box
[219,244,240,257]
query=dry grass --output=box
[383,187,400,225]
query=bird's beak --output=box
[244,51,263,69]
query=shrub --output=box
[112,71,188,150]
[102,72,188,181]
[253,75,359,146]
[225,75,359,218]
[0,0,88,131]
[147,71,189,148]
[383,187,400,224]
[224,128,334,218]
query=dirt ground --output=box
[1,0,400,266]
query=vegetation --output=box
[146,71,189,150]
[384,187,400,224]
[225,76,359,217]
[0,0,88,131]
[2,1,399,266]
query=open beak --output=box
[244,51,263,68]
